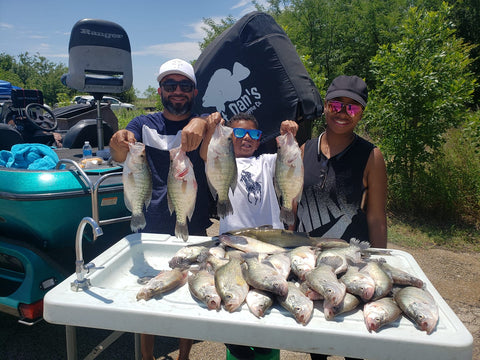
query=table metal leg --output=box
[66,325,78,360]
[134,333,141,360]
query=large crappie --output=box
[363,297,403,332]
[206,123,237,218]
[167,147,197,241]
[242,254,288,296]
[214,257,249,312]
[274,132,303,225]
[122,142,152,232]
[394,286,439,334]
[188,268,221,310]
[305,263,346,306]
[136,268,187,301]
[277,282,314,325]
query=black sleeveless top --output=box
[297,134,375,243]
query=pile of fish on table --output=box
[135,226,439,335]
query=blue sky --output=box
[0,0,267,96]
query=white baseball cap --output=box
[156,59,196,86]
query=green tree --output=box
[367,3,476,208]
[199,16,237,51]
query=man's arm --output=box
[109,129,137,162]
[199,112,223,161]
[181,116,208,153]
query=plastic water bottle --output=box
[82,141,93,159]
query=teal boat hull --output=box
[0,165,132,321]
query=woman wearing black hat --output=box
[296,75,388,360]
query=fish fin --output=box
[217,199,234,218]
[230,162,238,195]
[130,213,146,233]
[175,222,189,242]
[280,207,295,226]
[167,194,174,215]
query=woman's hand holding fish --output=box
[279,120,298,137]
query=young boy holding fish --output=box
[200,112,299,360]
[201,112,299,234]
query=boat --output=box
[0,18,133,325]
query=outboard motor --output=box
[61,19,132,157]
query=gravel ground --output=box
[0,219,477,360]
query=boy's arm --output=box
[279,120,299,137]
[199,112,223,161]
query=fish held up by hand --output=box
[122,142,152,232]
[275,132,303,226]
[167,146,197,241]
[206,123,237,218]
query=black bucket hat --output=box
[325,75,368,107]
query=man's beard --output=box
[162,94,193,116]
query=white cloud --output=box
[133,42,201,61]
[232,0,251,9]
[0,22,13,29]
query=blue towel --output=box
[0,143,59,170]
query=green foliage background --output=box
[1,0,479,231]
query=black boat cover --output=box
[193,11,323,151]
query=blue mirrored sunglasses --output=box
[232,128,262,140]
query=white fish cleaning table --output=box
[43,233,473,360]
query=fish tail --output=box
[130,213,147,232]
[175,222,189,242]
[217,199,234,218]
[280,207,295,226]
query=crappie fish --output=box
[218,234,285,254]
[246,288,274,318]
[214,257,249,312]
[277,282,314,325]
[167,147,197,241]
[242,255,288,296]
[340,265,376,302]
[359,261,393,300]
[289,246,317,281]
[123,142,152,232]
[206,123,237,218]
[305,263,346,306]
[363,297,403,332]
[168,245,210,269]
[324,292,361,321]
[274,132,304,225]
[188,269,221,310]
[136,268,187,301]
[394,286,439,334]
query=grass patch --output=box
[387,212,480,252]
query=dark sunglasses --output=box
[232,128,262,140]
[160,80,195,93]
[327,100,363,117]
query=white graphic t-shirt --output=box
[219,153,283,234]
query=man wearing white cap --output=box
[110,58,214,360]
